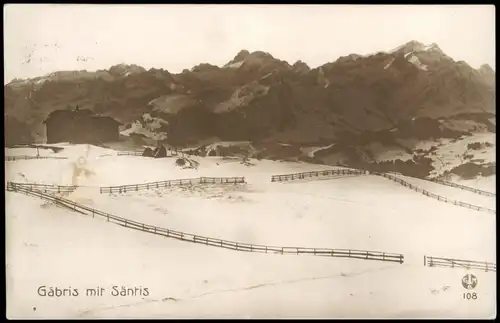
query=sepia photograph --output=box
[4,4,496,319]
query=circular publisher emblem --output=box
[462,274,478,290]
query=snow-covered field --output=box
[5,144,496,319]
[389,174,496,210]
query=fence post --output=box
[281,247,284,254]
[424,255,426,267]
[135,185,138,191]
[485,261,489,272]
[265,246,268,253]
[400,255,403,264]
[236,242,238,250]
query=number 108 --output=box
[463,292,477,300]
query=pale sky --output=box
[3,4,496,84]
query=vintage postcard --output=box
[4,4,496,319]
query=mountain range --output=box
[4,40,496,179]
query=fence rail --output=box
[429,179,495,197]
[6,182,77,193]
[99,176,246,194]
[271,169,366,182]
[116,151,144,156]
[425,255,496,272]
[5,155,68,161]
[6,182,404,264]
[108,151,183,157]
[375,173,495,214]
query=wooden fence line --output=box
[424,255,496,272]
[99,176,246,194]
[6,182,404,264]
[7,182,78,193]
[375,173,495,214]
[4,150,495,199]
[271,169,367,182]
[104,151,190,158]
[5,155,68,161]
[7,176,247,195]
[429,179,495,197]
[117,151,143,156]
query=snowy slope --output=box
[389,174,496,210]
[449,175,496,192]
[5,145,497,318]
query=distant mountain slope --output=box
[4,40,495,179]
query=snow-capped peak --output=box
[390,40,426,54]
[390,40,443,56]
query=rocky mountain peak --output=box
[224,49,251,67]
[108,63,147,76]
[292,60,310,73]
[225,49,278,68]
[4,40,495,154]
[390,40,444,56]
[233,49,250,61]
[479,64,495,74]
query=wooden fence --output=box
[110,151,184,157]
[99,176,246,194]
[5,155,68,161]
[6,182,77,193]
[271,169,366,182]
[6,182,404,264]
[375,173,496,214]
[116,151,144,156]
[424,255,496,272]
[429,179,495,197]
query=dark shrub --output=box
[446,163,496,180]
[153,146,167,158]
[142,147,154,157]
[467,142,482,150]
